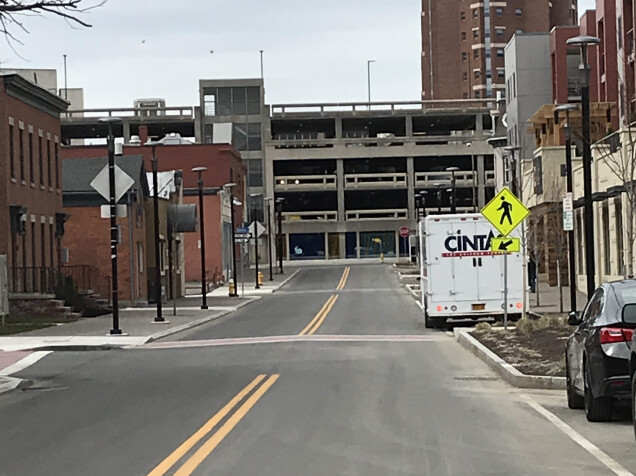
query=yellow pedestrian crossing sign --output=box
[481,187,529,236]
[491,237,521,253]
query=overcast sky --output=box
[3,0,596,109]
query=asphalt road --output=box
[0,264,635,475]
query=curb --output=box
[146,298,257,343]
[454,328,566,390]
[405,284,424,310]
[0,376,31,395]
[272,269,301,293]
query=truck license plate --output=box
[472,304,486,311]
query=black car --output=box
[565,281,636,422]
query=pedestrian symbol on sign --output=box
[498,196,513,226]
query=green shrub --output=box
[474,322,492,334]
[516,317,538,335]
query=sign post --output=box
[482,187,530,330]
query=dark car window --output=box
[583,288,604,323]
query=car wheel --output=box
[566,355,584,409]
[584,365,613,422]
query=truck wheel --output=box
[425,313,442,329]
[584,366,613,422]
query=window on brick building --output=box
[463,72,468,81]
[462,52,467,61]
[461,32,466,41]
[463,93,468,99]
[49,223,55,268]
[28,131,34,184]
[38,136,43,185]
[475,91,481,98]
[495,28,504,37]
[496,7,503,17]
[460,11,466,20]
[473,30,479,39]
[55,141,59,189]
[47,139,52,187]
[474,49,479,59]
[497,49,505,57]
[515,8,522,16]
[19,128,24,182]
[9,124,15,179]
[474,70,481,80]
[473,9,478,18]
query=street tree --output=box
[0,1,105,44]
[595,124,636,278]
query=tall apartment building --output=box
[421,0,577,100]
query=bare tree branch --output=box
[0,1,105,44]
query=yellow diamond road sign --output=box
[491,237,521,253]
[481,187,529,236]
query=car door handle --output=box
[472,258,477,267]
[478,258,483,267]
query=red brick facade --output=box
[0,74,68,293]
[421,0,577,99]
[61,143,245,287]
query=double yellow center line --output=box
[147,374,279,476]
[299,266,350,336]
[337,266,351,290]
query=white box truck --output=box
[420,213,524,328]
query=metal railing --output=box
[345,209,409,221]
[63,106,195,120]
[275,175,337,190]
[282,211,338,222]
[414,170,495,186]
[9,265,111,303]
[271,99,493,115]
[271,133,479,149]
[345,173,408,189]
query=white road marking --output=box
[521,395,634,476]
[0,351,52,376]
[140,334,447,350]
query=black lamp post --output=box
[419,190,428,219]
[503,146,522,197]
[192,166,208,309]
[265,197,274,281]
[414,193,422,221]
[567,34,601,300]
[146,141,165,322]
[435,183,444,214]
[276,197,285,273]
[98,117,123,335]
[556,103,580,314]
[224,183,239,297]
[446,167,460,213]
[250,193,262,289]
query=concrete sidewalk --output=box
[529,280,588,314]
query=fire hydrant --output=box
[258,272,264,285]
[229,282,235,295]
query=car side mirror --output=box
[622,304,636,324]
[567,311,582,326]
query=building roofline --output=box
[2,73,69,115]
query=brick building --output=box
[0,73,69,294]
[61,136,245,285]
[62,156,149,302]
[421,0,577,100]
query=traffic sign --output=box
[235,232,251,239]
[236,227,249,234]
[90,165,135,203]
[399,226,410,238]
[249,221,266,238]
[491,237,521,253]
[563,192,574,231]
[481,187,529,236]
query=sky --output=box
[1,0,596,110]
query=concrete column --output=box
[122,121,131,143]
[335,117,343,139]
[337,159,345,222]
[325,233,330,260]
[356,231,361,259]
[339,233,346,259]
[405,115,413,137]
[265,153,275,200]
[477,155,486,207]
[475,114,484,135]
[407,157,415,219]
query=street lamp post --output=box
[99,117,123,335]
[224,183,239,297]
[250,193,262,289]
[414,193,422,221]
[435,183,444,214]
[556,103,580,315]
[265,197,274,281]
[567,35,601,300]
[192,167,209,309]
[419,190,428,219]
[503,146,522,197]
[276,197,285,273]
[446,167,460,214]
[146,141,165,322]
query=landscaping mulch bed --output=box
[472,323,571,377]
